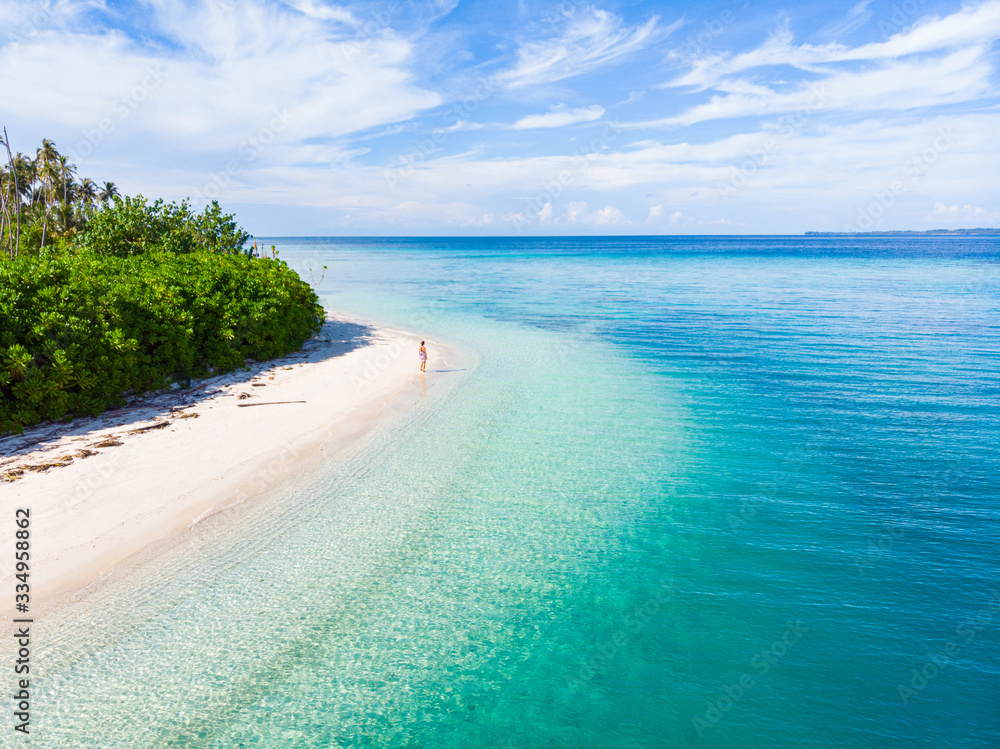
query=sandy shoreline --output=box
[0,312,456,619]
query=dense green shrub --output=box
[75,196,251,257]
[0,249,324,434]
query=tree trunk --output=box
[2,128,21,258]
[0,181,8,257]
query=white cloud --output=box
[594,205,628,224]
[618,90,646,106]
[3,0,998,235]
[287,0,356,25]
[641,44,993,129]
[671,0,1000,89]
[562,201,628,225]
[0,0,96,41]
[0,0,442,169]
[823,0,874,38]
[646,205,681,226]
[639,1,1000,129]
[495,7,666,89]
[565,201,585,223]
[463,212,495,226]
[512,105,605,130]
[433,120,484,134]
[428,0,461,19]
[932,201,1000,224]
[300,112,997,233]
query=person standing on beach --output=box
[419,341,427,372]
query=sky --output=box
[1,0,998,235]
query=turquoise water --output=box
[8,236,999,747]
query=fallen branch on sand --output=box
[236,401,307,408]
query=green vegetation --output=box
[77,196,252,257]
[0,133,324,435]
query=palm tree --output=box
[35,138,60,247]
[57,155,77,204]
[59,155,78,231]
[10,152,34,258]
[99,181,119,203]
[18,155,40,208]
[55,154,78,233]
[11,154,33,203]
[0,130,31,258]
[77,177,98,215]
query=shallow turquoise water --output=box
[9,236,999,748]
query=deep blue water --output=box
[17,235,999,748]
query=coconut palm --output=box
[11,154,33,202]
[55,154,78,232]
[77,177,98,213]
[57,155,77,204]
[99,181,119,203]
[35,139,60,247]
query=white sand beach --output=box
[0,313,452,619]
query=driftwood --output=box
[236,401,307,408]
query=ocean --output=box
[13,236,999,748]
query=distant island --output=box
[806,228,1000,236]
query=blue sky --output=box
[1,0,998,235]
